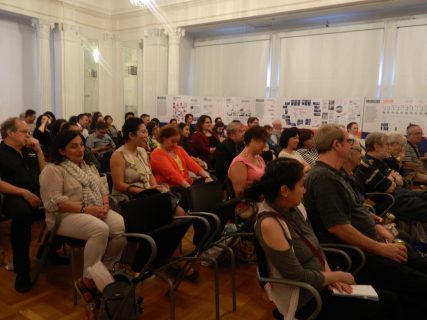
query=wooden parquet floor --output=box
[0,219,274,320]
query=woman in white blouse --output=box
[40,130,126,303]
[278,127,311,172]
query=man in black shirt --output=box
[0,117,46,292]
[304,124,427,318]
[356,132,427,223]
[213,121,244,184]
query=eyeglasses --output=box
[346,138,355,146]
[16,129,30,135]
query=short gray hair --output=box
[1,117,19,139]
[365,132,388,152]
[387,132,405,146]
[314,124,345,154]
[226,121,243,136]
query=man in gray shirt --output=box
[86,121,115,158]
[304,123,427,319]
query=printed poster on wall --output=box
[254,98,280,126]
[279,98,324,128]
[224,97,255,124]
[362,98,427,134]
[187,96,223,122]
[155,95,170,123]
[279,98,364,129]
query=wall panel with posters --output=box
[156,95,364,129]
[362,98,427,135]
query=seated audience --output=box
[296,128,318,166]
[213,121,244,184]
[278,127,311,172]
[0,117,46,292]
[151,124,212,189]
[270,120,282,145]
[254,158,402,320]
[50,118,67,140]
[178,122,193,155]
[33,114,52,156]
[124,112,135,121]
[146,121,160,150]
[76,113,90,138]
[385,132,416,187]
[346,122,359,139]
[110,118,185,216]
[169,118,178,125]
[88,111,103,134]
[184,113,196,137]
[228,126,267,197]
[304,124,427,319]
[403,124,427,180]
[213,121,226,143]
[214,117,223,124]
[356,132,427,223]
[104,115,119,145]
[140,113,150,125]
[178,122,207,170]
[247,117,259,127]
[191,115,218,167]
[86,122,116,157]
[40,130,126,303]
[24,109,37,136]
[264,124,280,155]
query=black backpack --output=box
[98,271,141,320]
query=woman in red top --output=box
[151,125,213,189]
[191,115,219,167]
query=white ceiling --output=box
[184,0,427,37]
[60,0,194,15]
[60,0,427,37]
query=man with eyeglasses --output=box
[0,117,47,292]
[213,121,244,183]
[404,124,427,174]
[304,124,427,318]
[356,132,427,223]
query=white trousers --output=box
[57,210,126,278]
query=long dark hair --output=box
[244,158,304,202]
[51,130,90,165]
[122,117,143,142]
[196,115,212,132]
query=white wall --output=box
[0,15,38,122]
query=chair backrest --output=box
[121,193,173,234]
[120,194,192,271]
[187,181,223,212]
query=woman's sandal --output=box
[75,278,99,303]
[166,266,199,281]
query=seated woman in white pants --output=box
[40,130,126,303]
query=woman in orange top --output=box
[150,125,213,189]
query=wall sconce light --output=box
[128,65,137,75]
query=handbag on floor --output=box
[98,269,141,320]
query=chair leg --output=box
[31,231,56,285]
[214,243,236,312]
[156,272,175,320]
[70,247,78,305]
[37,222,47,243]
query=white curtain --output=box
[393,24,427,97]
[192,38,270,97]
[278,28,384,97]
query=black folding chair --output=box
[121,193,211,320]
[186,180,254,314]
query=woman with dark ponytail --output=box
[253,158,402,320]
